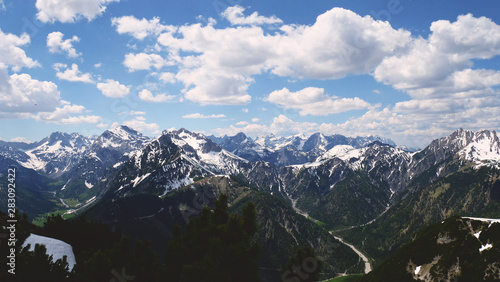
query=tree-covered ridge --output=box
[0,194,262,281]
[165,194,261,281]
[360,216,500,282]
[338,165,500,266]
[81,174,363,280]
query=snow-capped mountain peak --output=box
[18,132,91,176]
[96,125,148,143]
[254,134,307,151]
[113,128,247,196]
[106,125,139,140]
[97,125,149,149]
[315,145,362,163]
[168,128,222,155]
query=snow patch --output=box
[84,181,93,189]
[160,177,193,196]
[464,217,500,228]
[414,265,421,275]
[458,131,500,168]
[109,126,132,140]
[291,145,365,170]
[480,243,493,253]
[19,151,47,171]
[22,234,76,271]
[132,173,151,188]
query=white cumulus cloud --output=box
[111,16,175,40]
[138,89,175,102]
[124,53,170,71]
[151,7,411,105]
[0,68,61,114]
[34,103,101,124]
[97,79,130,98]
[119,110,147,116]
[213,115,321,138]
[159,72,175,84]
[54,63,93,83]
[222,5,282,26]
[182,113,226,119]
[0,65,101,124]
[176,68,252,105]
[47,32,81,58]
[111,7,500,145]
[452,69,500,92]
[0,29,39,71]
[266,87,371,116]
[374,14,500,96]
[36,0,119,23]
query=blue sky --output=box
[0,0,499,147]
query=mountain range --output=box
[1,126,499,280]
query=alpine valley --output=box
[1,126,500,281]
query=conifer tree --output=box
[165,193,260,282]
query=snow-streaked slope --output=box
[169,128,247,172]
[254,134,308,153]
[20,151,48,171]
[56,125,151,199]
[458,130,500,168]
[22,233,76,270]
[315,145,363,163]
[223,131,397,166]
[463,217,500,227]
[18,132,91,177]
[115,128,248,196]
[299,143,410,172]
[93,125,150,153]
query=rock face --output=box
[15,132,92,178]
[103,128,248,197]
[58,125,150,199]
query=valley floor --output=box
[331,234,371,274]
[291,202,373,277]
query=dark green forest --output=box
[0,195,261,281]
[0,194,325,282]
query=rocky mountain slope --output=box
[209,132,397,166]
[100,128,247,198]
[360,216,500,281]
[0,155,57,219]
[1,126,500,280]
[83,175,363,281]
[1,132,91,178]
[337,129,500,266]
[57,126,150,200]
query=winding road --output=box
[331,233,371,274]
[288,198,373,274]
[285,188,381,275]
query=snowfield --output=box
[22,234,76,270]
